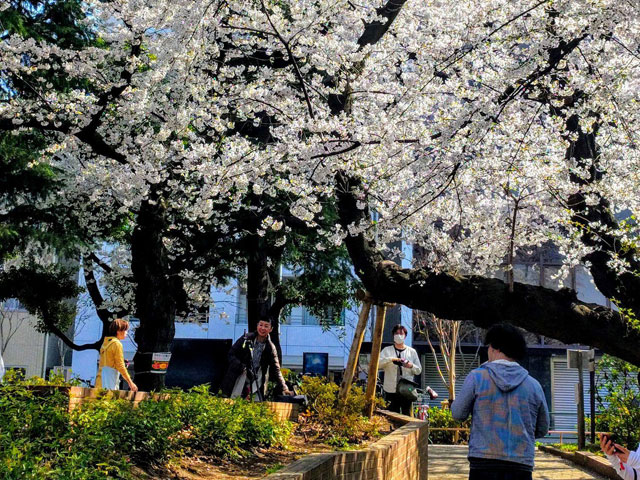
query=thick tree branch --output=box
[0,117,127,164]
[560,114,640,313]
[88,252,113,274]
[43,318,102,352]
[335,172,640,366]
[357,0,409,48]
[83,256,129,324]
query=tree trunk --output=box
[246,240,272,333]
[246,237,285,361]
[130,199,178,391]
[335,172,640,366]
[563,114,640,315]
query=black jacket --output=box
[220,332,287,399]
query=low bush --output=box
[177,385,291,458]
[547,443,603,456]
[427,406,471,444]
[299,376,384,447]
[0,377,291,479]
[595,354,640,448]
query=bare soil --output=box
[133,416,395,479]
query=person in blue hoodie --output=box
[451,324,550,480]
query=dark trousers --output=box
[385,391,412,416]
[469,470,532,480]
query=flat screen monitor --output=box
[303,352,329,377]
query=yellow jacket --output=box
[95,336,132,388]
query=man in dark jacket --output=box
[221,319,291,400]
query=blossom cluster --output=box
[1,0,639,286]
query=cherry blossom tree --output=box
[3,0,640,394]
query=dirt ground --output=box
[169,435,337,480]
[134,416,395,480]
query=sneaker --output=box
[426,386,439,400]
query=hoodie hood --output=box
[483,361,529,392]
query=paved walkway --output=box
[429,445,609,480]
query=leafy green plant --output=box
[299,376,384,446]
[547,443,603,455]
[595,354,640,447]
[0,377,292,478]
[427,406,471,444]
[174,385,291,458]
[266,462,285,474]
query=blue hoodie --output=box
[451,360,550,467]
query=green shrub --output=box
[299,376,384,446]
[0,377,292,478]
[71,395,184,468]
[176,386,291,457]
[427,406,471,444]
[0,381,75,479]
[595,355,640,447]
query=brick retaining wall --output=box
[265,410,429,480]
[27,386,298,421]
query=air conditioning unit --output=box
[51,366,73,381]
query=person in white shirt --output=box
[378,324,435,415]
[601,433,640,480]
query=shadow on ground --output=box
[428,445,608,480]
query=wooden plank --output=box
[338,299,372,404]
[365,304,387,418]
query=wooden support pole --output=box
[338,298,372,404]
[365,304,387,418]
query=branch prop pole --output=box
[365,301,395,418]
[338,290,373,405]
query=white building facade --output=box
[71,244,415,386]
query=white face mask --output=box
[394,334,405,345]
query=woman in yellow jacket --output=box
[95,319,138,392]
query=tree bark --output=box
[246,240,272,333]
[563,115,640,315]
[130,198,178,391]
[246,237,285,361]
[335,172,640,366]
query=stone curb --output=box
[538,445,619,479]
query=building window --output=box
[1,299,26,311]
[285,306,345,326]
[235,286,248,324]
[234,280,345,326]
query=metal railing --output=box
[427,427,605,445]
